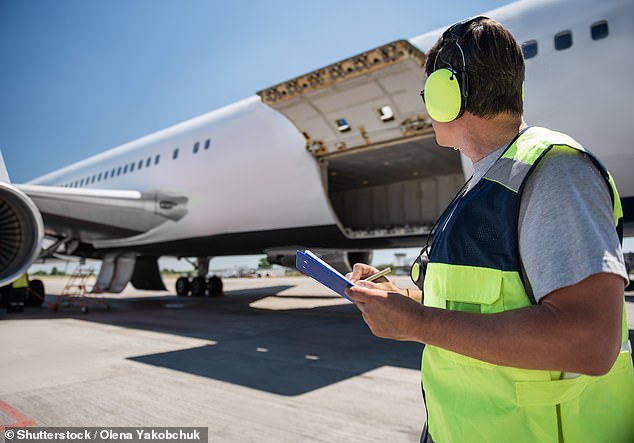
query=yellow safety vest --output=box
[422,127,634,442]
[11,273,28,289]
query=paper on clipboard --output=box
[295,250,355,301]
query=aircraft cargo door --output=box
[258,40,465,240]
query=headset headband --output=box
[442,16,489,43]
[435,15,489,71]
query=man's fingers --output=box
[348,263,379,282]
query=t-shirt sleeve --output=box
[518,146,628,303]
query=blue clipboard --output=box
[296,250,354,302]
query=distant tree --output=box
[258,257,272,269]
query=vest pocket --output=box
[515,351,634,442]
[424,263,504,312]
[515,373,593,407]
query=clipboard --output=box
[296,250,355,301]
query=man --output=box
[345,17,634,443]
[3,272,29,312]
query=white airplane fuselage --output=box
[24,0,634,264]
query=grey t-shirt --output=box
[468,143,627,303]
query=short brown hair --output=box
[425,18,525,118]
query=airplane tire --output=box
[190,277,207,297]
[175,277,190,296]
[26,279,45,307]
[207,275,223,297]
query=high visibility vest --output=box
[11,273,28,289]
[422,127,634,443]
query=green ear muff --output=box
[424,68,463,122]
[410,262,421,284]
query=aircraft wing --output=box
[16,184,188,244]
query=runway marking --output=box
[0,400,35,430]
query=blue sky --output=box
[2,0,632,271]
[0,0,520,271]
[0,0,514,183]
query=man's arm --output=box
[346,272,624,376]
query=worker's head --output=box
[422,17,525,122]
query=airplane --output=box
[1,0,632,298]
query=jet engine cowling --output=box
[267,249,373,275]
[0,183,44,286]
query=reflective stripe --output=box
[484,157,531,193]
[609,172,624,225]
[11,273,28,289]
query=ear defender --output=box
[423,68,463,123]
[421,16,489,123]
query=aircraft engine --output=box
[267,249,373,275]
[0,183,44,286]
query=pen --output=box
[365,267,392,282]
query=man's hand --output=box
[346,263,407,295]
[346,281,424,342]
[346,263,384,282]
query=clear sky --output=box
[0,0,515,183]
[1,0,632,273]
[0,0,520,272]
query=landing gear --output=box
[207,275,224,297]
[190,277,207,297]
[174,256,224,297]
[26,279,45,307]
[173,275,224,297]
[175,277,190,297]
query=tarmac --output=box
[0,276,425,442]
[1,276,633,443]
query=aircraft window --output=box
[522,40,538,59]
[74,180,79,187]
[554,31,573,50]
[173,148,179,159]
[130,162,135,172]
[98,172,102,182]
[591,20,609,40]
[111,168,116,177]
[80,178,85,187]
[154,154,160,165]
[138,160,143,170]
[91,175,96,184]
[193,142,200,154]
[117,167,122,176]
[123,164,128,174]
[146,157,151,167]
[204,139,210,150]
